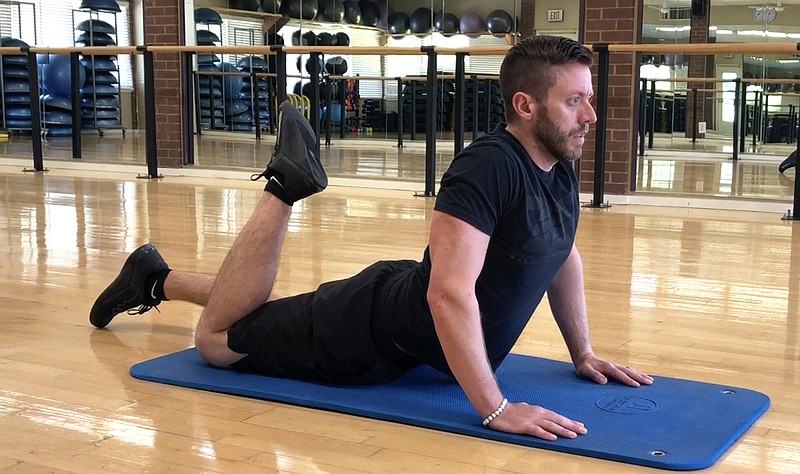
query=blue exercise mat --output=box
[130,348,769,470]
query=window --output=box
[0,0,133,90]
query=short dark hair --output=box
[499,35,593,122]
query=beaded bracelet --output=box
[482,398,508,426]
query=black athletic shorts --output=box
[227,260,421,384]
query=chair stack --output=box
[77,0,123,134]
[0,37,32,131]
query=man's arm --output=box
[547,244,653,386]
[427,211,588,440]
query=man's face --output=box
[531,63,597,163]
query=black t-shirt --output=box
[378,124,580,375]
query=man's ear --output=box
[511,91,536,122]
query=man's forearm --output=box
[547,246,594,363]
[429,293,504,418]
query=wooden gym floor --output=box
[0,149,799,472]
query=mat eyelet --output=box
[650,450,667,457]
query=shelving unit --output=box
[72,2,125,137]
[195,17,225,130]
[464,78,503,133]
[0,0,38,133]
[238,55,271,132]
[401,77,454,133]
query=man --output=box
[90,35,652,441]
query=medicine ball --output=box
[229,0,261,11]
[433,11,458,37]
[260,0,281,13]
[325,56,348,75]
[303,56,324,75]
[317,0,344,22]
[316,32,335,45]
[280,0,318,20]
[342,0,361,24]
[302,30,318,46]
[409,7,432,35]
[486,9,513,35]
[358,0,380,27]
[334,32,350,46]
[459,12,485,38]
[387,12,409,36]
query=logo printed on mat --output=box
[596,396,658,414]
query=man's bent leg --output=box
[194,101,326,368]
[194,193,291,367]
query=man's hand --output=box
[486,402,588,441]
[575,353,654,387]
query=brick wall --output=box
[143,0,183,168]
[519,0,535,37]
[580,0,637,195]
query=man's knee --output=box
[194,327,236,368]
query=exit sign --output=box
[548,9,564,22]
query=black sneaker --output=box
[251,100,328,204]
[89,243,169,328]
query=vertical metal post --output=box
[142,47,159,178]
[26,50,44,172]
[691,87,698,144]
[273,46,287,104]
[752,90,758,151]
[585,44,610,209]
[647,80,656,149]
[638,78,646,155]
[324,77,331,146]
[454,52,466,155]
[309,51,321,156]
[267,77,276,133]
[339,78,346,139]
[193,72,202,136]
[252,70,261,141]
[732,78,740,160]
[739,79,747,153]
[181,51,195,165]
[70,52,82,159]
[422,46,437,197]
[472,75,479,141]
[410,81,417,141]
[396,77,404,148]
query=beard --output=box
[533,106,588,163]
